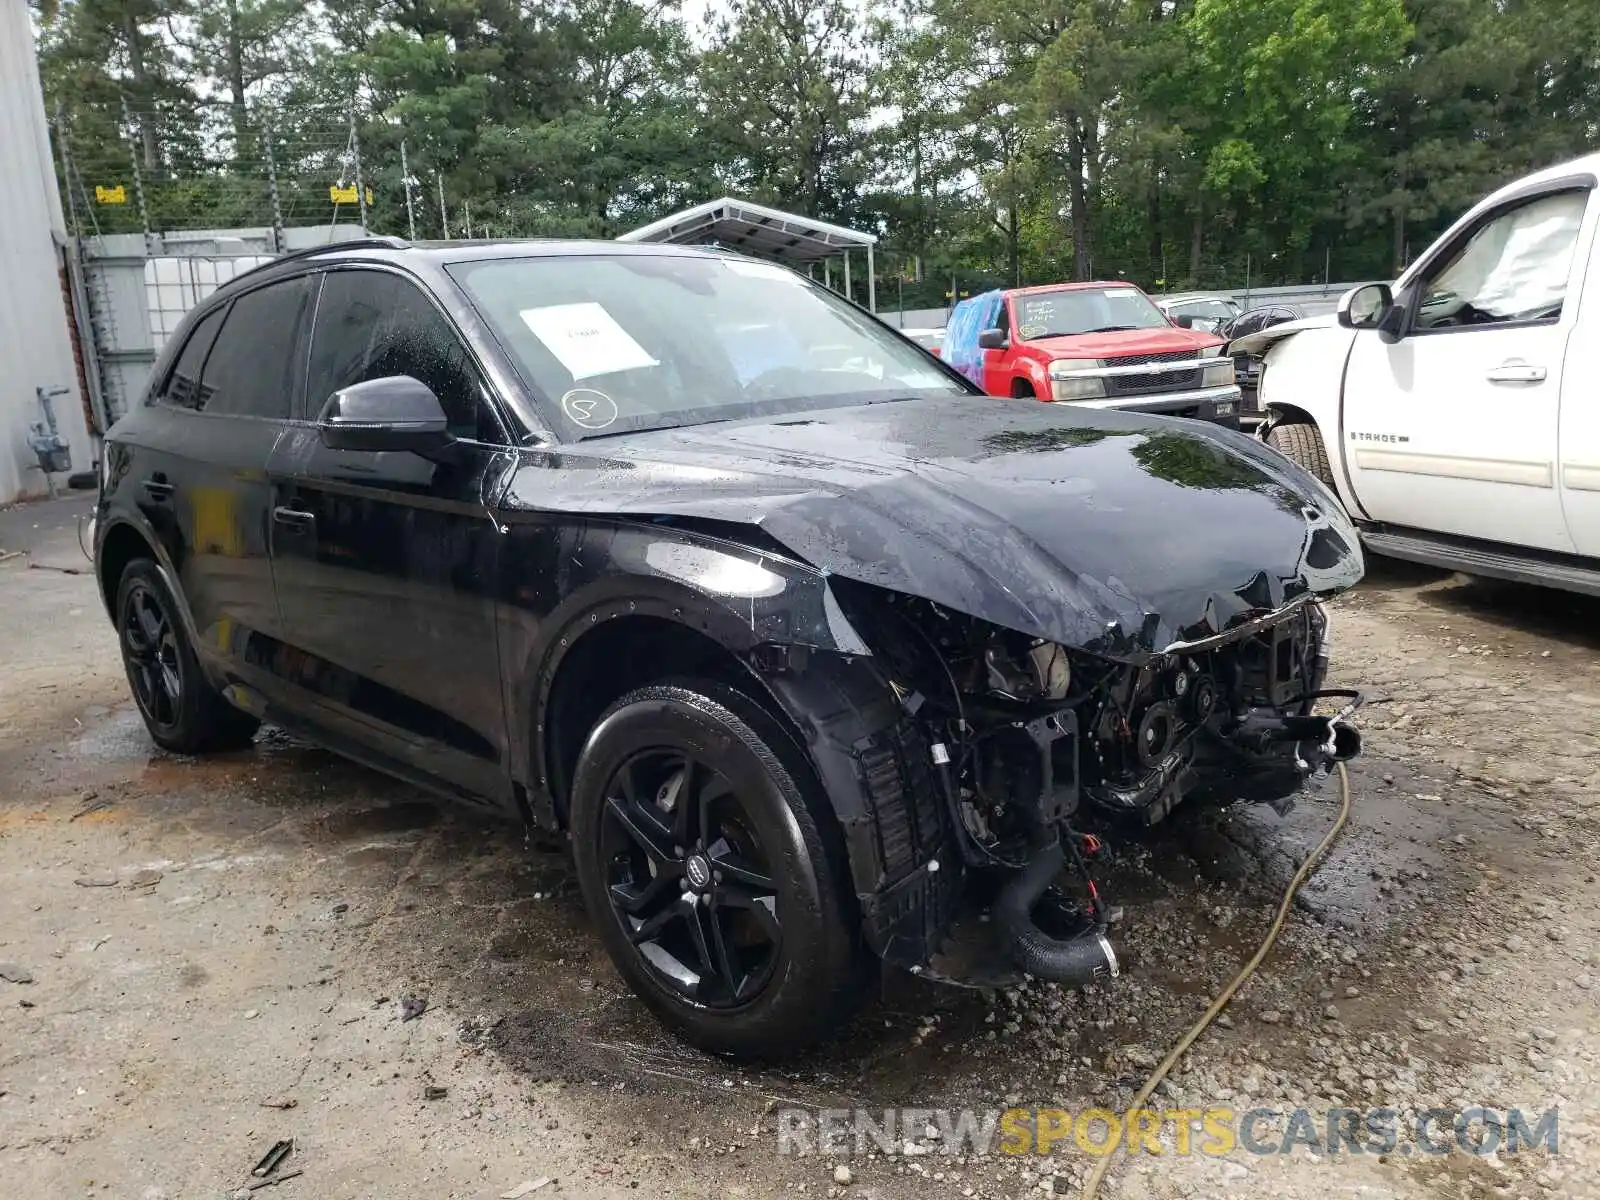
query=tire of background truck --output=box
[1265,421,1336,491]
[115,558,261,754]
[569,679,869,1059]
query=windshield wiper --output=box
[573,416,738,441]
[1084,324,1138,333]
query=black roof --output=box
[224,235,738,290]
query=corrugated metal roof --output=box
[617,197,875,262]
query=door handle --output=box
[271,506,315,528]
[141,479,175,501]
[1486,362,1547,384]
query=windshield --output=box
[1013,286,1170,339]
[449,253,965,438]
[1174,299,1238,320]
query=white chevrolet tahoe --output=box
[1237,153,1600,596]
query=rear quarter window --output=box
[156,306,225,409]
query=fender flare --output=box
[508,526,872,806]
[1016,363,1049,398]
[1258,401,1320,441]
[95,514,212,673]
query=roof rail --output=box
[230,235,411,285]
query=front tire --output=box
[116,558,260,754]
[1265,420,1336,490]
[570,680,867,1058]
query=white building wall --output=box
[0,0,94,503]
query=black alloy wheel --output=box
[570,680,868,1058]
[122,580,183,734]
[114,558,260,754]
[601,749,782,1008]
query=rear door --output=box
[135,276,311,687]
[267,267,515,806]
[1341,186,1589,552]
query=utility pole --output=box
[120,94,156,253]
[437,171,449,238]
[349,107,368,231]
[464,199,472,239]
[263,121,284,252]
[55,101,81,239]
[399,140,417,240]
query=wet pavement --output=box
[2,498,1598,1199]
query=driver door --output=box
[267,267,515,806]
[1341,187,1589,551]
[982,294,1014,397]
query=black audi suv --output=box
[94,237,1363,1056]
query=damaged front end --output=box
[525,399,1369,997]
[827,580,1362,989]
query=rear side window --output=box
[306,269,496,442]
[157,306,225,409]
[197,276,314,418]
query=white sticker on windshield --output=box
[518,302,659,381]
[1104,287,1139,297]
[724,260,803,285]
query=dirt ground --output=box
[2,495,1598,1200]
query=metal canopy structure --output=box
[618,196,878,310]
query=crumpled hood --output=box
[504,395,1363,657]
[1228,313,1341,357]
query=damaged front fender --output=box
[499,515,875,813]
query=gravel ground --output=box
[1,496,1597,1199]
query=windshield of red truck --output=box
[1013,286,1170,339]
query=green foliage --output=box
[32,0,1600,294]
[699,0,876,224]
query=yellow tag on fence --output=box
[329,185,375,205]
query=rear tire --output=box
[116,558,260,754]
[1266,420,1336,490]
[570,679,868,1058]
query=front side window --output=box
[449,253,963,440]
[306,270,496,442]
[197,276,314,419]
[1012,286,1169,340]
[1414,190,1589,331]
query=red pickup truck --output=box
[942,282,1241,426]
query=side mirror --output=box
[1337,283,1394,331]
[317,376,455,455]
[977,328,1008,350]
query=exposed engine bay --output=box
[831,581,1363,989]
